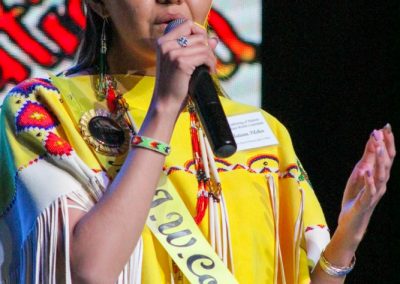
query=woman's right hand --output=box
[153,20,219,113]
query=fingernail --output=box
[371,129,383,141]
[366,170,371,177]
[377,130,384,140]
[211,36,219,44]
[384,123,392,133]
[371,130,378,141]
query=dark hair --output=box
[68,4,112,75]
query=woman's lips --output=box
[155,13,188,25]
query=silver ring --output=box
[177,36,189,48]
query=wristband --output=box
[131,135,171,156]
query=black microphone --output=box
[165,19,237,158]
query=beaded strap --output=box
[319,250,356,277]
[131,136,171,156]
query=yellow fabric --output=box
[1,74,328,283]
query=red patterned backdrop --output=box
[0,0,261,105]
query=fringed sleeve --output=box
[280,124,330,272]
[266,113,330,282]
[0,79,142,283]
[0,79,103,283]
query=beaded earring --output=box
[96,17,109,101]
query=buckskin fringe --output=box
[5,184,144,283]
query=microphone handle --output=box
[188,65,237,158]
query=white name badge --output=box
[227,112,279,151]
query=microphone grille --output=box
[164,18,186,34]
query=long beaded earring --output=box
[95,17,138,134]
[96,17,108,101]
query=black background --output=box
[262,3,399,283]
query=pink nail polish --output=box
[371,130,378,141]
[372,130,383,141]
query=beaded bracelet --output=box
[131,135,171,156]
[319,249,356,277]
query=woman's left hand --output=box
[338,124,396,249]
[311,125,395,283]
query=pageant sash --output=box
[147,175,238,284]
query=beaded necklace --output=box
[99,74,138,134]
[188,100,233,267]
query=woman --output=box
[0,0,395,283]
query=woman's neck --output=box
[107,36,157,76]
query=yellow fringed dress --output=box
[0,75,330,283]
